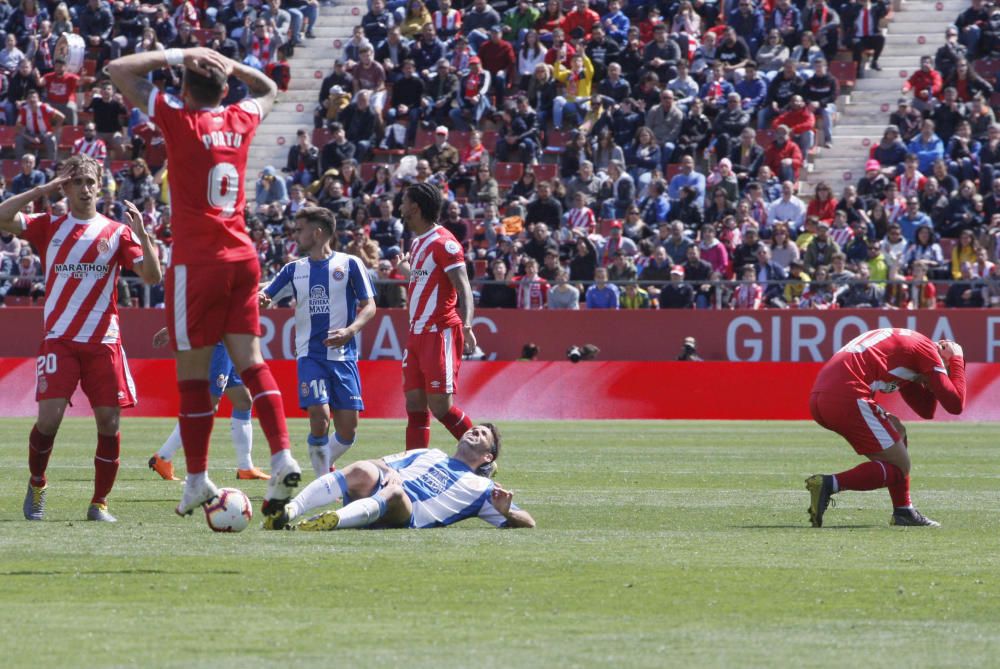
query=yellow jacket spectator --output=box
[620,283,652,309]
[950,229,978,280]
[783,262,811,306]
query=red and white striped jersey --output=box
[566,206,595,233]
[406,225,465,334]
[18,102,59,134]
[829,225,854,249]
[433,9,462,32]
[732,283,762,309]
[72,136,109,162]
[19,212,144,344]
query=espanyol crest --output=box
[332,266,346,281]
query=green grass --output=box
[2,419,999,668]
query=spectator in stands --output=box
[801,59,838,149]
[942,181,981,238]
[40,57,78,126]
[523,222,559,265]
[659,265,693,308]
[85,80,127,160]
[904,224,945,275]
[945,261,986,307]
[464,0,502,53]
[479,25,516,108]
[936,28,967,81]
[880,223,909,269]
[757,29,790,78]
[764,125,804,184]
[11,153,45,196]
[547,268,580,309]
[945,121,980,182]
[782,259,810,307]
[568,231,597,285]
[667,154,706,208]
[802,0,840,61]
[283,128,319,187]
[5,57,41,124]
[769,222,800,270]
[902,55,943,115]
[14,88,62,159]
[837,261,884,307]
[118,158,158,208]
[470,163,500,211]
[726,128,763,189]
[956,0,990,57]
[620,279,651,309]
[451,56,492,131]
[320,122,355,173]
[842,0,886,77]
[525,180,563,230]
[479,258,516,308]
[802,221,839,273]
[420,126,460,180]
[857,158,889,206]
[513,258,549,309]
[931,87,968,143]
[754,244,788,306]
[255,165,290,213]
[585,266,619,309]
[897,195,933,243]
[766,180,806,231]
[772,94,815,157]
[951,228,980,278]
[0,31,25,73]
[374,256,406,309]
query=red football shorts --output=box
[403,326,464,394]
[166,259,261,351]
[810,392,902,455]
[35,339,136,407]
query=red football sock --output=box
[28,425,55,487]
[440,405,473,440]
[178,379,214,474]
[889,475,911,508]
[240,363,290,455]
[835,460,905,491]
[92,432,120,505]
[406,410,431,450]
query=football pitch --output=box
[2,418,999,669]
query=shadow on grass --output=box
[0,568,242,576]
[735,524,882,529]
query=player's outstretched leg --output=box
[265,470,350,530]
[439,405,474,441]
[297,492,389,532]
[149,423,182,481]
[88,432,121,522]
[24,425,54,520]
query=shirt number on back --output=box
[207,162,239,215]
[840,328,902,354]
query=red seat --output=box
[543,129,571,154]
[938,237,957,259]
[58,125,86,152]
[372,146,406,160]
[532,162,558,183]
[360,162,380,182]
[973,58,1000,79]
[0,125,18,150]
[449,130,471,154]
[830,60,857,89]
[493,162,523,188]
[473,259,488,278]
[82,59,98,78]
[991,91,1000,109]
[481,130,498,153]
[109,160,131,175]
[311,127,333,148]
[410,128,435,154]
[76,110,94,125]
[1,159,20,182]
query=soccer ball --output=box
[203,488,253,533]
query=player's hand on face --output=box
[324,327,353,348]
[43,173,72,196]
[491,484,513,515]
[938,340,964,361]
[258,291,272,308]
[152,327,170,348]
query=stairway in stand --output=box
[807,0,968,192]
[246,0,368,195]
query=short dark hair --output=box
[296,206,336,239]
[184,64,227,105]
[406,182,443,223]
[482,422,502,461]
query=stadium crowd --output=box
[1,0,1000,311]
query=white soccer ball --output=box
[203,487,253,533]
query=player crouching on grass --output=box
[807,328,966,528]
[263,424,536,530]
[259,206,376,477]
[0,155,162,522]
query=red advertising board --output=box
[2,308,1000,362]
[0,358,996,422]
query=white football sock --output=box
[270,447,293,472]
[307,433,330,477]
[186,471,207,487]
[157,423,183,460]
[328,432,355,464]
[334,495,386,529]
[230,411,253,470]
[287,470,349,520]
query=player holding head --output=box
[259,206,377,476]
[0,154,162,522]
[396,182,480,454]
[807,328,966,528]
[148,331,270,481]
[108,47,302,519]
[264,423,535,530]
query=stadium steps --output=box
[806,0,967,192]
[246,0,368,192]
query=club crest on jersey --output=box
[37,376,47,393]
[444,240,461,255]
[309,285,329,315]
[332,266,346,281]
[51,238,62,246]
[300,382,309,397]
[97,239,110,255]
[216,374,227,390]
[164,94,184,110]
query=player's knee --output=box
[94,409,120,435]
[344,461,380,493]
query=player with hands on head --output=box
[259,206,376,477]
[0,155,162,523]
[148,328,270,482]
[806,329,966,528]
[394,182,481,456]
[108,46,302,520]
[263,423,535,531]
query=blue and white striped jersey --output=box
[264,252,375,361]
[382,448,513,528]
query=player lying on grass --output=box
[807,328,966,528]
[259,206,376,477]
[148,330,270,481]
[263,423,535,530]
[0,155,162,523]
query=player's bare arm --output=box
[258,290,273,308]
[324,298,376,348]
[445,265,477,354]
[0,175,70,235]
[491,485,536,528]
[230,60,278,118]
[152,327,170,348]
[122,199,162,284]
[108,48,234,108]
